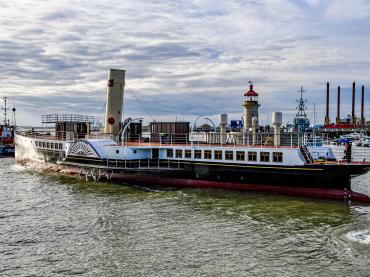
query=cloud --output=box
[306,0,320,7]
[0,0,370,126]
[324,0,370,22]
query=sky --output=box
[1,0,370,127]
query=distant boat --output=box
[0,97,16,157]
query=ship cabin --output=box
[89,143,309,166]
[64,136,338,170]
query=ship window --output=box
[185,149,192,158]
[51,143,54,149]
[225,151,234,160]
[248,151,257,161]
[116,150,119,154]
[176,149,183,158]
[273,152,283,163]
[167,149,173,158]
[204,150,212,159]
[46,142,50,148]
[59,143,63,150]
[236,151,245,161]
[194,150,202,159]
[260,152,270,162]
[214,150,222,160]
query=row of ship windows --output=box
[35,141,63,150]
[166,149,283,163]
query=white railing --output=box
[17,130,310,148]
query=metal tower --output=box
[293,87,310,132]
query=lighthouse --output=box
[242,82,260,131]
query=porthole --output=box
[133,150,137,154]
[116,150,119,154]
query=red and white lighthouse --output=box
[242,82,260,131]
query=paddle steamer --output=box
[15,69,370,202]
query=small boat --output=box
[0,97,16,157]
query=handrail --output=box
[41,114,94,124]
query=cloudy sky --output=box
[1,0,370,126]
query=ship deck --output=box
[109,142,300,149]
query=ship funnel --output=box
[104,69,126,135]
[336,86,341,124]
[361,85,365,125]
[352,82,356,125]
[324,82,330,125]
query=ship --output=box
[0,97,16,157]
[14,69,370,203]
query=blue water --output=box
[1,157,370,276]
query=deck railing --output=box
[41,114,95,124]
[14,130,329,148]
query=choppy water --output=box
[1,158,370,276]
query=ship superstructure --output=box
[14,69,370,203]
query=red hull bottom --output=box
[19,160,370,204]
[114,174,370,203]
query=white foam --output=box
[346,230,370,245]
[11,163,26,172]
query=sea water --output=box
[1,158,370,276]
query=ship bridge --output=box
[42,114,95,141]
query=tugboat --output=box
[0,97,16,157]
[14,69,370,203]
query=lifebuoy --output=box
[108,117,115,125]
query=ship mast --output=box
[294,87,310,132]
[296,87,307,118]
[1,97,9,126]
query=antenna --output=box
[12,98,16,126]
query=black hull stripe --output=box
[67,155,323,171]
